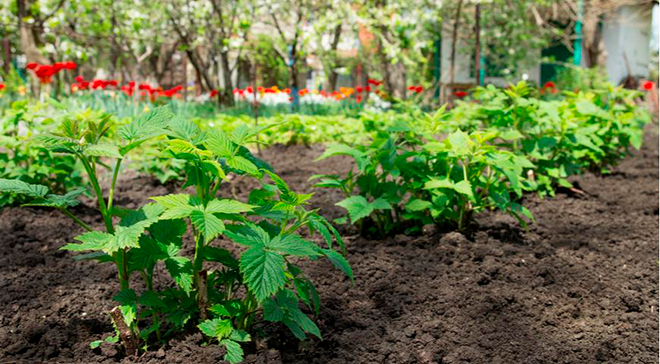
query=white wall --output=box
[602,4,653,84]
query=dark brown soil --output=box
[0,128,657,364]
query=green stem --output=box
[59,208,93,231]
[106,159,123,214]
[79,155,113,233]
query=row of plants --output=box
[0,77,650,362]
[314,81,650,236]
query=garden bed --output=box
[0,127,657,364]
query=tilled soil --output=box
[0,129,657,364]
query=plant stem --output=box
[79,155,113,233]
[106,159,123,214]
[59,208,93,231]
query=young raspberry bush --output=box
[0,107,352,363]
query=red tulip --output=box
[642,81,655,91]
[26,62,38,70]
[356,86,363,93]
[356,95,362,103]
[0,84,5,91]
[366,86,372,92]
[415,86,423,93]
[211,89,219,98]
[454,91,468,98]
[407,85,416,91]
[246,86,254,93]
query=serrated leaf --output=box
[62,231,113,252]
[165,256,194,293]
[84,143,122,158]
[120,106,173,141]
[225,223,270,247]
[316,144,368,170]
[205,199,255,214]
[205,129,235,157]
[203,246,238,268]
[139,291,166,308]
[113,289,137,305]
[227,156,259,176]
[239,247,286,302]
[190,210,225,243]
[23,188,86,208]
[454,180,474,199]
[198,318,234,340]
[336,195,373,224]
[406,199,432,212]
[0,178,48,197]
[322,249,353,280]
[229,330,251,342]
[220,339,244,364]
[268,235,321,257]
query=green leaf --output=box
[263,170,291,194]
[424,178,455,190]
[239,247,286,302]
[225,223,270,247]
[205,199,255,214]
[62,231,113,252]
[322,249,353,280]
[227,156,260,176]
[229,330,251,342]
[446,131,471,156]
[371,197,392,210]
[190,210,225,243]
[406,199,432,212]
[23,188,86,208]
[165,256,194,294]
[205,129,236,157]
[0,178,48,197]
[202,246,239,268]
[454,180,474,199]
[263,299,285,321]
[84,143,122,158]
[113,289,137,305]
[120,106,173,142]
[336,196,373,224]
[198,318,234,340]
[220,339,244,364]
[268,235,321,257]
[139,291,166,308]
[316,144,368,170]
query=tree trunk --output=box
[474,3,481,85]
[17,0,47,65]
[327,24,342,90]
[220,50,235,106]
[449,0,464,86]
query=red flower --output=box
[210,89,219,98]
[26,62,38,70]
[356,95,362,103]
[284,88,291,94]
[108,80,118,87]
[407,85,416,91]
[366,85,372,92]
[246,86,254,93]
[128,81,136,87]
[454,91,468,98]
[415,86,423,93]
[367,78,381,86]
[543,81,555,89]
[75,75,85,83]
[356,86,363,93]
[0,84,4,91]
[257,86,264,92]
[642,81,655,91]
[138,84,151,91]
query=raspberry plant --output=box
[0,107,352,363]
[313,114,534,235]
